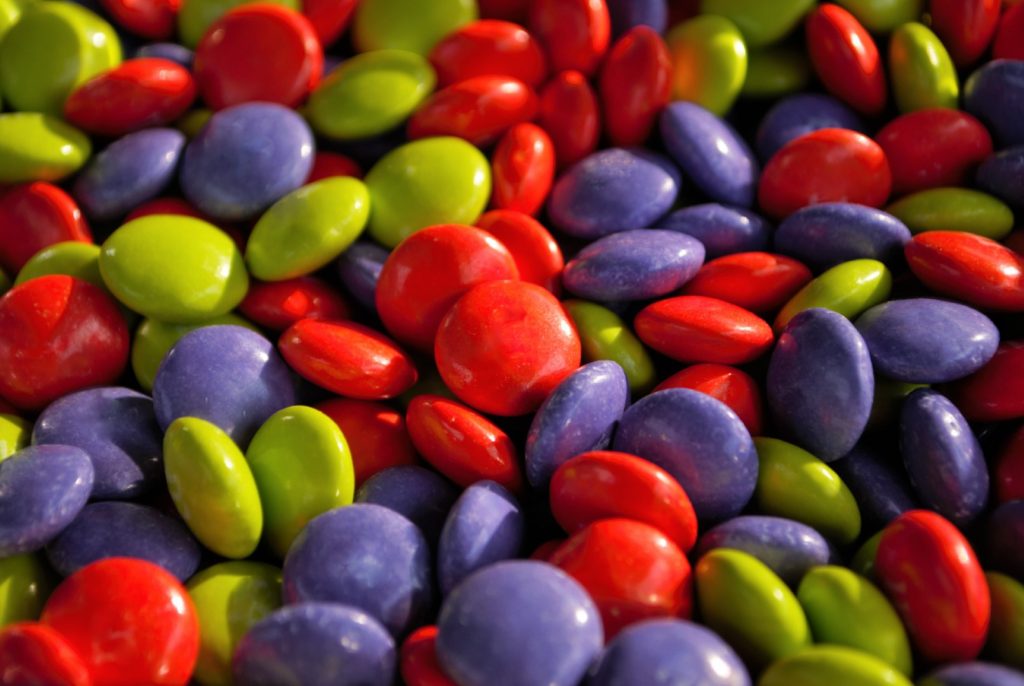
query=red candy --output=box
[301,0,357,46]
[929,0,1001,66]
[239,276,350,330]
[654,363,764,435]
[475,210,564,293]
[316,397,418,485]
[375,224,519,351]
[949,341,1024,422]
[599,26,672,147]
[994,2,1024,60]
[125,197,209,222]
[549,450,699,553]
[99,0,179,40]
[996,425,1024,503]
[528,0,610,76]
[634,295,774,365]
[41,558,200,686]
[875,510,990,663]
[905,231,1024,311]
[428,20,548,88]
[407,75,539,147]
[538,70,601,169]
[406,394,523,492]
[0,182,91,274]
[680,252,812,314]
[0,276,128,411]
[306,151,363,183]
[64,58,197,137]
[549,518,693,639]
[400,626,457,686]
[435,280,581,416]
[0,623,92,686]
[194,4,322,110]
[758,128,892,219]
[805,4,886,115]
[490,123,556,216]
[279,319,418,399]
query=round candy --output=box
[528,0,610,76]
[774,203,911,271]
[921,662,1024,686]
[335,241,389,309]
[306,151,362,182]
[408,75,538,147]
[832,444,917,527]
[995,4,1024,60]
[599,26,672,147]
[538,69,600,168]
[0,114,92,184]
[832,0,922,32]
[696,515,831,586]
[317,398,417,485]
[775,259,892,330]
[950,341,1024,422]
[758,645,913,686]
[680,253,812,315]
[606,0,667,37]
[0,622,91,686]
[665,15,746,116]
[977,146,1024,211]
[905,231,1024,311]
[239,276,350,331]
[178,0,301,47]
[928,0,999,66]
[888,22,959,113]
[0,182,91,276]
[429,19,547,88]
[657,203,770,259]
[754,93,864,161]
[805,4,886,115]
[135,42,196,67]
[490,124,555,216]
[563,300,656,394]
[400,625,455,686]
[356,466,459,545]
[353,0,476,55]
[988,572,1024,670]
[300,0,356,44]
[886,188,1013,240]
[475,210,563,292]
[702,0,811,48]
[654,363,764,435]
[102,0,179,40]
[15,242,103,289]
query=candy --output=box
[695,516,831,586]
[407,75,538,146]
[353,0,476,55]
[563,299,656,393]
[703,0,812,48]
[475,210,562,291]
[178,0,300,48]
[775,258,892,330]
[994,4,1024,60]
[0,414,29,462]
[888,22,959,113]
[0,622,91,685]
[759,645,913,686]
[805,4,886,115]
[400,625,455,686]
[833,0,921,33]
[742,46,811,97]
[950,342,1024,422]
[665,15,747,116]
[888,187,1013,241]
[136,42,196,67]
[537,69,600,168]
[657,203,770,258]
[528,0,610,76]
[988,500,1024,579]
[754,93,863,161]
[988,572,1024,670]
[965,60,1024,148]
[0,182,91,276]
[832,444,917,526]
[997,428,1024,504]
[905,231,1024,311]
[654,364,764,435]
[430,20,547,88]
[921,662,1024,686]
[357,466,459,544]
[240,276,350,330]
[335,240,389,309]
[977,146,1024,211]
[599,26,672,147]
[774,204,911,270]
[15,242,103,289]
[0,113,92,184]
[102,0,179,39]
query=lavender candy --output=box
[336,241,390,310]
[921,662,1024,686]
[831,444,917,527]
[774,203,911,271]
[606,0,667,37]
[356,465,459,545]
[964,59,1024,148]
[135,42,194,68]
[657,203,770,259]
[977,146,1024,210]
[755,93,865,161]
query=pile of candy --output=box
[1,0,1024,683]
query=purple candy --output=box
[900,389,989,527]
[831,444,917,527]
[660,102,759,208]
[525,360,629,488]
[438,481,524,595]
[613,388,758,522]
[152,325,296,447]
[355,465,459,544]
[0,445,93,557]
[767,308,874,463]
[606,0,667,37]
[755,93,865,161]
[987,500,1024,579]
[436,560,603,686]
[774,203,911,270]
[134,42,194,68]
[282,504,432,637]
[922,662,1024,686]
[977,146,1024,209]
[561,229,704,302]
[695,516,832,586]
[657,203,770,259]
[45,501,200,581]
[336,241,389,310]
[965,59,1024,149]
[233,603,396,686]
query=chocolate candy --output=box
[965,59,1024,148]
[356,466,459,544]
[658,203,770,259]
[755,93,863,160]
[696,515,832,586]
[774,203,911,270]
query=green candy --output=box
[353,0,476,55]
[0,1,120,116]
[0,0,35,40]
[701,0,815,48]
[0,413,30,463]
[888,23,958,113]
[742,46,811,98]
[0,113,91,183]
[186,562,282,686]
[0,553,55,627]
[246,177,370,281]
[178,108,213,138]
[760,645,913,686]
[246,406,355,557]
[307,50,436,141]
[15,241,102,288]
[987,572,1024,670]
[365,136,490,248]
[100,215,249,323]
[851,530,883,578]
[164,418,263,560]
[696,548,812,671]
[775,259,892,331]
[886,188,1014,240]
[797,566,913,674]
[833,0,923,33]
[563,299,656,395]
[753,438,861,544]
[666,15,747,116]
[177,0,299,47]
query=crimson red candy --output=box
[758,128,892,219]
[634,295,774,365]
[996,425,1024,503]
[407,75,539,147]
[406,394,523,493]
[599,25,672,147]
[490,123,556,216]
[549,450,698,553]
[428,19,548,88]
[401,626,457,686]
[279,319,418,399]
[680,252,812,314]
[124,196,208,222]
[654,363,764,436]
[529,0,610,76]
[805,4,886,116]
[301,0,358,46]
[530,540,564,561]
[875,510,990,663]
[475,210,564,293]
[905,231,1024,311]
[994,2,1024,60]
[0,182,91,275]
[100,0,179,39]
[317,397,418,485]
[949,341,1024,422]
[239,276,350,330]
[194,4,322,110]
[306,151,363,183]
[929,0,1000,67]
[538,70,600,169]
[63,58,197,137]
[435,280,581,416]
[0,276,128,411]
[0,623,92,686]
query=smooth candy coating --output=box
[606,0,666,37]
[0,114,92,184]
[988,572,1024,670]
[775,259,892,331]
[995,3,1024,60]
[755,93,864,161]
[239,276,350,331]
[833,0,922,32]
[741,45,811,98]
[978,146,1024,213]
[400,625,455,686]
[177,0,300,47]
[988,501,1024,579]
[888,22,958,112]
[922,663,1024,686]
[0,413,29,462]
[475,210,563,292]
[805,4,886,115]
[904,231,1024,311]
[695,516,831,587]
[887,188,1013,241]
[298,0,357,44]
[665,15,747,116]
[0,182,91,276]
[356,466,459,544]
[16,242,103,289]
[759,645,913,686]
[563,300,656,394]
[774,204,911,271]
[136,42,196,67]
[335,241,388,309]
[599,26,672,147]
[702,0,812,48]
[965,59,1024,148]
[407,75,539,147]
[950,342,1024,422]
[429,20,547,88]
[657,203,770,259]
[527,0,610,76]
[538,69,600,168]
[490,124,556,216]
[353,0,476,55]
[654,363,764,435]
[317,398,417,485]
[0,622,91,686]
[831,444,917,526]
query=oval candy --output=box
[806,4,886,115]
[563,299,656,394]
[775,258,892,331]
[774,204,911,271]
[657,203,770,259]
[759,645,913,686]
[888,22,959,113]
[665,15,747,116]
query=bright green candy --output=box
[701,0,815,48]
[178,108,212,138]
[760,645,913,686]
[247,177,370,281]
[886,188,1014,240]
[797,566,913,675]
[0,1,120,116]
[177,0,299,47]
[742,46,811,98]
[307,50,436,141]
[833,0,923,33]
[852,530,883,578]
[868,379,926,428]
[564,299,656,395]
[365,136,490,248]
[696,549,812,671]
[775,259,892,331]
[0,413,30,463]
[888,23,958,113]
[100,215,249,323]
[246,406,355,557]
[186,562,282,686]
[164,418,263,559]
[753,438,861,544]
[0,113,91,183]
[0,553,55,627]
[666,15,747,116]
[353,0,476,56]
[15,241,102,288]
[0,0,35,40]
[987,572,1024,670]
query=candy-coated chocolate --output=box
[239,276,350,331]
[833,0,921,32]
[317,398,417,485]
[0,182,91,276]
[407,75,538,147]
[357,466,459,545]
[476,211,563,292]
[887,188,1013,241]
[136,42,196,67]
[988,501,1024,579]
[995,4,1024,60]
[988,572,1024,670]
[930,0,1000,67]
[702,0,812,48]
[977,146,1024,210]
[178,0,300,47]
[775,259,892,330]
[905,231,1024,311]
[353,0,476,55]
[429,20,546,88]
[775,204,908,272]
[680,252,811,315]
[0,114,92,184]
[657,203,770,259]
[103,0,179,39]
[741,45,810,98]
[490,124,555,216]
[805,4,886,115]
[832,443,917,526]
[537,69,600,169]
[0,622,92,686]
[852,530,882,578]
[755,93,864,161]
[125,196,208,221]
[665,15,747,116]
[600,26,672,147]
[15,242,103,289]
[563,299,656,394]
[401,625,456,686]
[950,342,1024,422]
[997,427,1024,503]
[528,0,610,76]
[300,0,355,44]
[888,22,959,113]
[307,151,362,182]
[921,663,1024,686]
[335,240,389,309]
[0,413,29,462]
[606,0,667,37]
[695,516,831,586]
[759,645,913,686]
[654,363,763,435]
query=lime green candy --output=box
[852,530,883,578]
[753,438,861,544]
[0,553,55,627]
[187,562,282,686]
[775,259,892,332]
[701,0,815,48]
[246,177,370,281]
[742,46,811,98]
[696,548,811,671]
[308,50,436,141]
[0,413,30,463]
[246,406,355,557]
[0,1,120,116]
[365,136,490,248]
[0,0,35,40]
[760,645,913,686]
[797,566,913,674]
[666,15,747,117]
[100,215,249,323]
[178,0,299,47]
[988,572,1024,670]
[164,418,263,560]
[178,108,213,138]
[833,0,923,33]
[0,113,91,183]
[563,299,656,395]
[15,241,102,288]
[353,0,476,56]
[888,23,958,113]
[886,188,1014,240]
